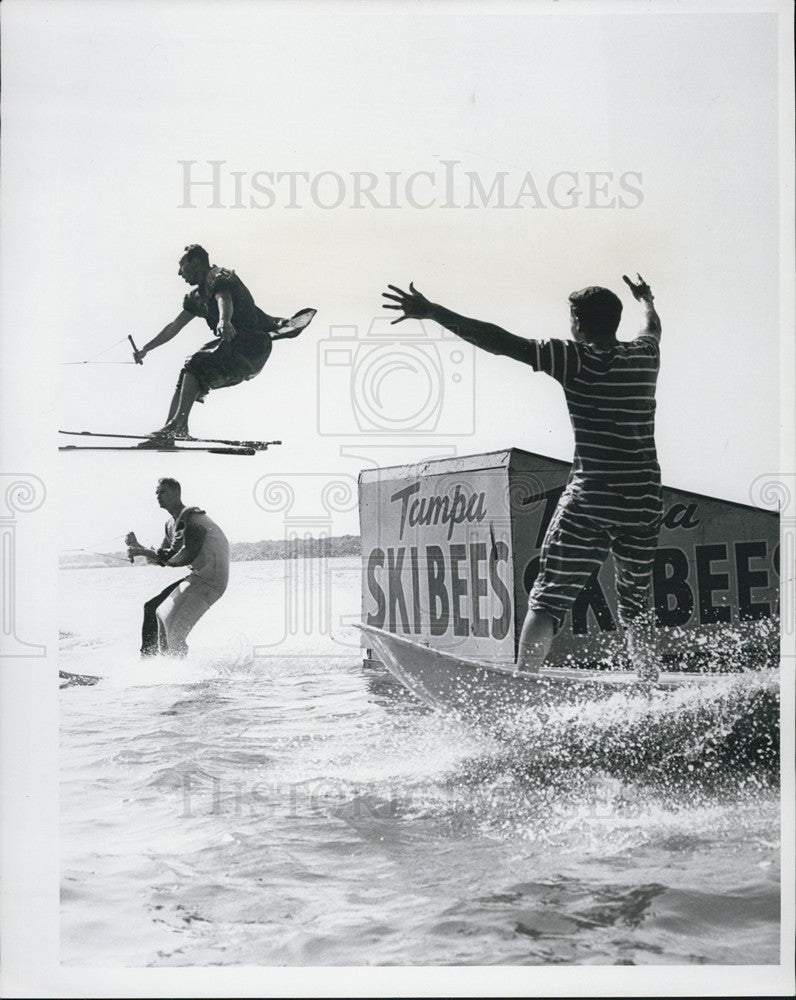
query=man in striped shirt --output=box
[382,275,662,679]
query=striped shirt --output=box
[522,336,662,525]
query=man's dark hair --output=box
[568,286,623,341]
[181,244,210,267]
[158,477,181,493]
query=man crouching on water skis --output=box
[133,244,315,440]
[382,275,663,682]
[125,478,230,658]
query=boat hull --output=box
[358,624,712,715]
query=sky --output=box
[0,0,790,555]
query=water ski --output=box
[59,430,281,453]
[60,444,258,455]
[59,670,101,688]
[278,307,316,335]
[357,624,717,717]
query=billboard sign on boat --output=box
[359,449,780,667]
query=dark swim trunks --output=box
[179,334,273,401]
[180,265,280,401]
[140,577,186,657]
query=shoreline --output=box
[59,536,361,570]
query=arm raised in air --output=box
[381,282,533,364]
[623,273,661,343]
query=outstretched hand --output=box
[382,282,434,325]
[623,273,654,303]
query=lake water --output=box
[60,558,781,967]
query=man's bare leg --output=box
[150,373,201,438]
[156,580,219,658]
[517,607,555,673]
[145,384,182,440]
[163,386,181,426]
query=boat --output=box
[357,624,718,717]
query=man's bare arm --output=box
[165,522,206,567]
[135,311,194,362]
[124,531,163,564]
[382,283,533,363]
[622,273,661,343]
[216,292,237,342]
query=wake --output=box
[59,632,257,689]
[492,669,779,787]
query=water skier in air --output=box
[125,477,230,658]
[382,275,663,680]
[133,245,315,440]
